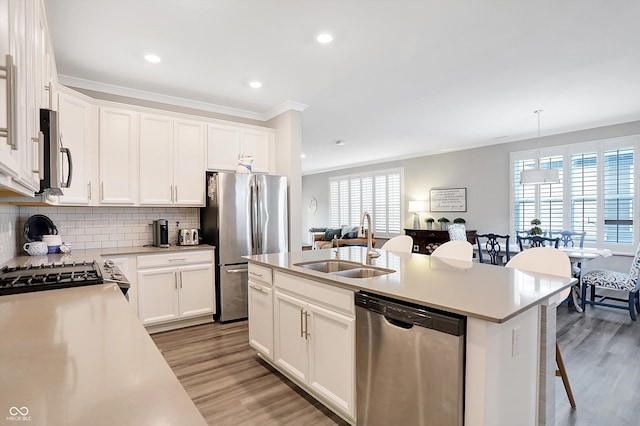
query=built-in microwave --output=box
[38,109,72,195]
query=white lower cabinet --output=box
[137,250,215,327]
[268,270,355,421]
[248,263,274,359]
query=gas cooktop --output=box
[0,261,104,296]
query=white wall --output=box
[302,120,640,248]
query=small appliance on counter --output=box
[178,228,200,246]
[152,219,169,248]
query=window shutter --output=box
[539,155,563,233]
[329,180,339,228]
[603,148,634,244]
[570,152,597,243]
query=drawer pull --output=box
[249,271,263,278]
[250,284,265,293]
[168,258,187,262]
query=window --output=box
[329,168,402,238]
[511,136,638,251]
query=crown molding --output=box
[57,75,305,121]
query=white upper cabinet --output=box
[98,106,138,204]
[139,113,205,206]
[57,88,94,205]
[0,0,56,196]
[173,118,205,205]
[139,113,173,205]
[207,122,275,174]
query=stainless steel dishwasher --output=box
[355,292,466,426]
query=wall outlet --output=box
[512,326,521,357]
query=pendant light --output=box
[520,110,559,185]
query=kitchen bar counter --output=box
[0,283,206,425]
[247,246,576,323]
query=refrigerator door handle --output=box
[255,179,262,254]
[250,179,258,255]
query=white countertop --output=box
[0,283,206,425]
[246,247,577,323]
[2,244,215,268]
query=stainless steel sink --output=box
[294,260,394,278]
[332,267,395,279]
[294,260,362,273]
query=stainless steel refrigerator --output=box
[201,172,288,322]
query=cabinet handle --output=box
[250,283,264,293]
[300,309,304,338]
[179,270,183,289]
[174,185,178,202]
[45,82,52,109]
[101,182,104,200]
[174,271,178,289]
[0,55,16,149]
[249,271,263,278]
[31,133,43,174]
[88,182,92,200]
[170,184,173,202]
[168,258,186,262]
[304,311,311,340]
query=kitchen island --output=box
[246,246,576,426]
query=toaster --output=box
[178,228,201,246]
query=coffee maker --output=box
[153,219,169,247]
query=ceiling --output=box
[46,0,640,175]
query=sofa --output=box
[313,226,375,249]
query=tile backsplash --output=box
[0,205,19,264]
[18,206,200,250]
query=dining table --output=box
[473,244,613,312]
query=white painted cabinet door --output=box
[178,263,215,318]
[57,90,93,205]
[99,107,138,204]
[0,0,21,179]
[248,281,273,359]
[241,128,271,174]
[207,123,240,171]
[139,113,173,205]
[307,303,355,418]
[273,290,309,383]
[174,119,205,205]
[137,267,179,325]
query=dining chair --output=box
[447,223,467,241]
[431,240,473,261]
[381,235,414,253]
[548,230,587,278]
[475,233,510,265]
[505,247,576,408]
[548,230,586,248]
[580,242,640,321]
[517,235,560,251]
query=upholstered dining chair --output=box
[447,223,467,241]
[580,242,640,321]
[517,235,560,251]
[505,247,576,408]
[475,233,510,265]
[381,235,414,253]
[431,240,473,262]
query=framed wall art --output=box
[430,188,467,212]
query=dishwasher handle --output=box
[384,315,413,329]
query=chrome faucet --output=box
[360,211,380,262]
[332,236,339,258]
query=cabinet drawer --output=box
[248,263,272,286]
[274,271,354,317]
[137,250,214,269]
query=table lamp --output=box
[408,200,428,229]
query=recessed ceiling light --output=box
[335,140,346,146]
[300,153,306,159]
[249,81,263,89]
[144,54,161,63]
[316,32,334,44]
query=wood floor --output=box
[152,304,640,426]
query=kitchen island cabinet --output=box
[246,247,576,426]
